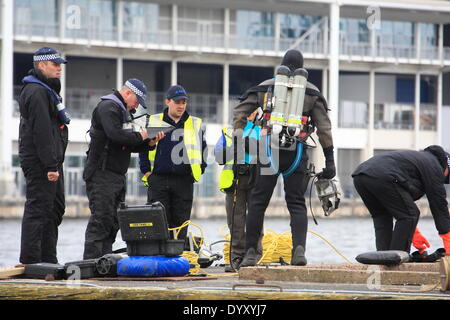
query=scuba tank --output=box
[271,65,291,136]
[267,65,309,150]
[287,68,308,137]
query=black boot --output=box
[240,248,257,267]
[291,245,307,266]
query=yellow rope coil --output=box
[181,251,200,275]
[169,221,354,270]
[168,220,205,275]
[223,226,354,265]
[223,227,293,264]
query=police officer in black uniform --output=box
[18,47,69,264]
[352,145,450,254]
[240,49,336,267]
[82,79,160,259]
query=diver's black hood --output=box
[281,49,304,71]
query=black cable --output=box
[308,174,319,226]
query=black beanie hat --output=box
[424,145,450,184]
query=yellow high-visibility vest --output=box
[218,126,234,193]
[148,113,203,182]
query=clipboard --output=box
[146,125,175,140]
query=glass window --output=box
[14,0,59,37]
[380,21,414,47]
[279,14,320,39]
[420,75,437,131]
[177,6,224,47]
[232,10,274,38]
[420,23,437,47]
[230,10,275,50]
[374,74,415,130]
[340,18,369,44]
[420,23,438,59]
[122,2,171,44]
[65,0,117,41]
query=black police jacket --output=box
[352,150,450,234]
[83,91,150,179]
[18,69,68,172]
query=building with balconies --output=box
[1,0,450,215]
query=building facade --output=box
[1,0,450,207]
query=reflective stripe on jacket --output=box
[148,113,203,182]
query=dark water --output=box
[0,216,444,268]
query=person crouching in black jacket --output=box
[82,78,165,259]
[18,47,69,265]
[352,145,450,255]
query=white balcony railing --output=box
[13,19,450,63]
[339,101,437,131]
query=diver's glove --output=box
[317,146,336,179]
[440,231,450,255]
[410,248,446,262]
[412,228,430,254]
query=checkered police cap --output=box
[33,47,67,64]
[125,78,148,109]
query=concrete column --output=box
[366,70,375,160]
[323,17,329,56]
[59,0,66,40]
[328,2,340,166]
[437,71,443,145]
[117,0,124,43]
[224,8,230,49]
[172,4,178,46]
[321,68,328,102]
[370,26,377,57]
[415,22,421,60]
[414,72,421,149]
[60,53,67,102]
[439,23,444,63]
[222,62,229,125]
[116,56,123,89]
[274,12,280,52]
[171,59,177,85]
[0,0,15,196]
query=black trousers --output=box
[20,166,65,264]
[83,169,126,259]
[225,173,263,265]
[245,148,309,252]
[148,174,194,240]
[353,174,419,252]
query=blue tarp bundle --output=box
[117,256,190,277]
